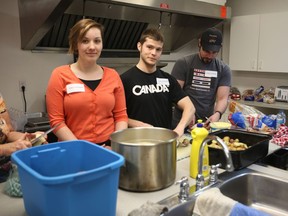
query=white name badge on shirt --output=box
[66,84,85,94]
[205,70,218,78]
[156,78,170,86]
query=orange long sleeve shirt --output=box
[46,65,128,143]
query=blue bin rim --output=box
[11,140,125,184]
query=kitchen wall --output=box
[0,0,73,113]
[225,0,288,94]
[0,0,287,115]
[225,0,288,117]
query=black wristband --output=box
[215,111,222,119]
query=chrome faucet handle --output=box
[209,163,221,184]
[195,174,205,191]
[175,176,190,203]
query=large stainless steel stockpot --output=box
[110,127,178,192]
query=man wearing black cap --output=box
[171,27,231,128]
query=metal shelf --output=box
[239,100,288,110]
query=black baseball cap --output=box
[200,28,223,52]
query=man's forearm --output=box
[128,118,153,128]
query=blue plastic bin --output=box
[11,140,124,216]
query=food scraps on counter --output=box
[178,134,192,147]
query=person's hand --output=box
[26,131,46,139]
[190,120,210,131]
[34,131,48,144]
[26,131,48,144]
[207,112,221,123]
[188,118,196,131]
[203,122,211,130]
[204,113,221,130]
[102,144,112,150]
[1,139,32,156]
[199,117,209,130]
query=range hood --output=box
[18,0,231,57]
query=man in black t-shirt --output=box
[121,28,195,137]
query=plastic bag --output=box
[229,101,265,117]
[228,101,272,132]
[262,115,277,129]
[4,163,22,197]
[228,112,246,129]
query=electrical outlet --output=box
[19,80,26,91]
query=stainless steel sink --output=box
[219,172,288,216]
[160,167,288,216]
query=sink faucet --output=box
[196,135,234,191]
[175,176,190,203]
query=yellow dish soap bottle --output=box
[190,119,209,179]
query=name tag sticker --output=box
[66,84,85,94]
[156,78,170,85]
[205,70,218,78]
